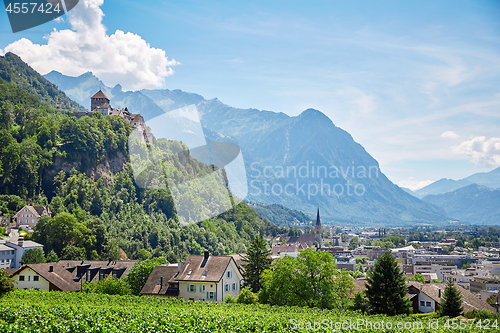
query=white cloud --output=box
[396,177,434,191]
[335,87,376,116]
[452,136,500,167]
[441,131,459,139]
[3,0,177,91]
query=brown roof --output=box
[176,255,236,282]
[407,281,496,314]
[353,279,368,294]
[95,103,110,109]
[91,90,109,100]
[14,205,50,218]
[58,260,137,281]
[12,263,80,292]
[140,265,179,296]
[230,254,245,272]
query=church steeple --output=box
[314,206,322,247]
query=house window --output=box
[86,270,92,282]
[232,283,237,291]
[227,271,232,278]
[33,276,39,282]
[426,302,431,307]
[200,285,206,292]
[208,291,216,300]
[28,276,30,281]
[19,275,25,281]
[225,283,229,292]
[188,284,196,292]
[99,272,104,281]
[420,301,425,307]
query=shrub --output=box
[237,287,258,304]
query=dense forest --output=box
[0,55,288,262]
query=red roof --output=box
[91,90,109,100]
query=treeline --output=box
[0,73,287,262]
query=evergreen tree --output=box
[438,278,463,317]
[365,251,412,316]
[242,235,272,292]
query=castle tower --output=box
[91,90,110,111]
[314,207,322,247]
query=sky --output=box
[1,0,499,190]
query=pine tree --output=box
[438,278,463,317]
[365,251,412,316]
[242,235,272,292]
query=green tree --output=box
[438,278,463,318]
[259,249,354,309]
[407,273,425,284]
[237,287,258,304]
[82,275,131,295]
[348,236,360,250]
[61,245,86,260]
[20,248,45,264]
[45,249,59,263]
[126,257,167,295]
[365,251,412,316]
[242,235,272,292]
[0,269,13,297]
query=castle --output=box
[73,90,153,143]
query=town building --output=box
[13,205,51,229]
[4,240,44,269]
[407,281,495,314]
[141,252,244,302]
[10,263,81,292]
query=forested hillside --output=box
[0,65,285,262]
[248,202,313,228]
[0,53,83,112]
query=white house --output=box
[175,251,243,302]
[0,244,16,269]
[10,263,80,292]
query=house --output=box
[10,263,80,292]
[0,244,16,270]
[13,205,51,229]
[174,251,243,302]
[58,260,137,283]
[407,281,495,314]
[5,240,44,269]
[140,264,181,297]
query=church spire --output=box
[314,206,322,247]
[316,206,320,226]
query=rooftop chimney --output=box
[178,262,184,273]
[49,266,53,272]
[204,251,209,260]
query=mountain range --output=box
[43,69,451,226]
[410,167,500,199]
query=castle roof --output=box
[91,90,109,100]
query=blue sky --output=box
[1,0,500,190]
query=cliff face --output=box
[42,151,129,194]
